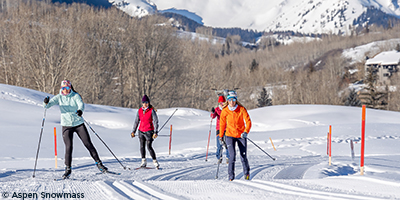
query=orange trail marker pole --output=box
[54,127,57,169]
[327,132,329,155]
[269,137,276,151]
[361,105,366,175]
[169,125,173,155]
[329,125,332,166]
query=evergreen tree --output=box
[363,67,387,109]
[257,88,272,107]
[344,89,361,107]
[249,59,259,73]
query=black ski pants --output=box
[62,123,100,167]
[138,130,156,159]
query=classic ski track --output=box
[131,180,179,200]
[111,180,178,200]
[273,163,316,179]
[234,179,383,200]
[145,165,215,181]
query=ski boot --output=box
[226,158,229,164]
[140,158,147,168]
[245,174,250,180]
[153,159,160,169]
[96,161,108,173]
[62,166,71,179]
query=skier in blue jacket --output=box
[43,80,108,179]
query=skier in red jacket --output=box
[131,95,160,169]
[211,95,230,164]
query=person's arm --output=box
[210,107,217,119]
[219,109,227,138]
[44,95,60,108]
[243,107,252,134]
[75,93,84,112]
[132,110,140,133]
[152,109,159,132]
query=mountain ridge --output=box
[111,0,400,35]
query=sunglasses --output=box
[142,101,149,104]
[228,98,237,102]
[61,86,70,90]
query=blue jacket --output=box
[44,90,84,127]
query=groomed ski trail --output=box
[235,180,383,200]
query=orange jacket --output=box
[219,105,252,138]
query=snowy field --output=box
[1,83,400,199]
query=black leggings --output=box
[138,130,156,159]
[62,124,100,167]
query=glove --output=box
[241,132,248,139]
[131,132,135,138]
[76,110,83,117]
[153,131,158,139]
[211,107,215,113]
[44,96,50,104]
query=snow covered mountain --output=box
[110,0,400,34]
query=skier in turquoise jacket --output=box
[44,80,108,179]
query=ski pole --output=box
[82,117,130,170]
[247,137,276,161]
[205,118,212,161]
[158,108,178,133]
[215,139,225,179]
[33,107,47,178]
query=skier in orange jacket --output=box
[219,91,252,181]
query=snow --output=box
[365,50,400,65]
[342,38,400,64]
[1,83,400,199]
[110,0,400,34]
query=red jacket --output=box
[219,105,251,138]
[139,107,155,132]
[210,106,223,130]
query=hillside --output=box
[1,84,400,199]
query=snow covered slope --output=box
[1,83,400,199]
[111,0,400,34]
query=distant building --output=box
[365,50,400,85]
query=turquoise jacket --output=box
[44,90,85,127]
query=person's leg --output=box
[75,124,100,162]
[226,136,236,180]
[138,131,147,159]
[141,131,156,159]
[62,126,74,167]
[223,134,230,159]
[216,135,222,160]
[215,130,221,160]
[144,131,158,168]
[237,137,250,178]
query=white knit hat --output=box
[227,91,237,100]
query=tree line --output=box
[2,0,400,112]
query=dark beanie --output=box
[142,95,150,103]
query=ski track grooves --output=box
[235,180,382,200]
[145,165,212,181]
[111,180,178,200]
[274,163,315,179]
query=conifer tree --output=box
[344,89,361,106]
[257,88,272,107]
